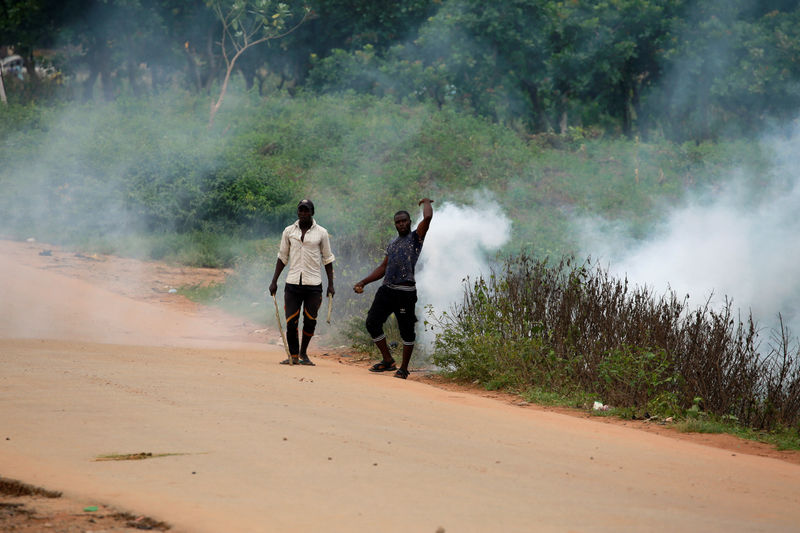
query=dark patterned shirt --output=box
[383,230,424,287]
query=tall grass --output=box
[430,255,800,431]
[1,89,771,264]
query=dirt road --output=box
[1,240,799,532]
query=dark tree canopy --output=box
[3,0,800,140]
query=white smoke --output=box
[416,193,512,351]
[576,128,800,337]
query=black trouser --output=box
[365,285,418,345]
[284,283,323,355]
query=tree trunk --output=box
[83,68,99,101]
[124,33,140,97]
[24,52,39,84]
[522,80,552,132]
[184,46,202,91]
[127,56,140,96]
[209,60,236,128]
[0,69,7,104]
[151,64,163,94]
[83,42,113,101]
[559,95,568,134]
[202,27,218,92]
[101,57,114,101]
[621,82,634,138]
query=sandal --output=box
[394,368,410,379]
[280,356,300,365]
[298,356,315,366]
[369,359,397,372]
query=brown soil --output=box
[0,239,269,342]
[0,476,169,532]
[2,238,799,532]
[0,239,265,532]
[414,374,800,466]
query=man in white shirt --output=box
[269,199,335,365]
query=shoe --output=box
[369,359,397,372]
[298,356,315,366]
[280,356,300,365]
[394,368,409,379]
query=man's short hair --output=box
[394,210,411,220]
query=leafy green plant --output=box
[596,346,678,409]
[429,253,800,431]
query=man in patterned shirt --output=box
[353,198,433,379]
[269,199,335,366]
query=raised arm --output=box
[415,198,434,239]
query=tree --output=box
[254,0,435,94]
[0,0,68,81]
[55,0,183,100]
[206,0,311,127]
[700,7,800,137]
[154,0,221,93]
[562,0,683,137]
[436,0,557,130]
[645,0,799,140]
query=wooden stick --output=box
[272,294,293,364]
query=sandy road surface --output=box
[1,241,800,532]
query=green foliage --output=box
[641,1,800,140]
[0,88,780,270]
[596,346,680,408]
[0,92,305,247]
[522,387,588,408]
[676,415,800,451]
[646,391,683,419]
[0,100,50,139]
[305,0,800,141]
[205,0,311,126]
[430,254,800,431]
[4,0,800,139]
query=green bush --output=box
[1,89,768,262]
[596,346,679,411]
[430,254,800,431]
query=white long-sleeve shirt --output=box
[277,220,335,286]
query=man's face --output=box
[394,213,411,236]
[297,206,312,224]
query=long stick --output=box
[272,294,293,364]
[326,294,333,324]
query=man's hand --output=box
[353,282,364,294]
[327,284,336,297]
[270,259,286,297]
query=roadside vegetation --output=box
[0,91,770,260]
[430,255,800,440]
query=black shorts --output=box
[365,285,418,344]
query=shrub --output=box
[431,254,800,430]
